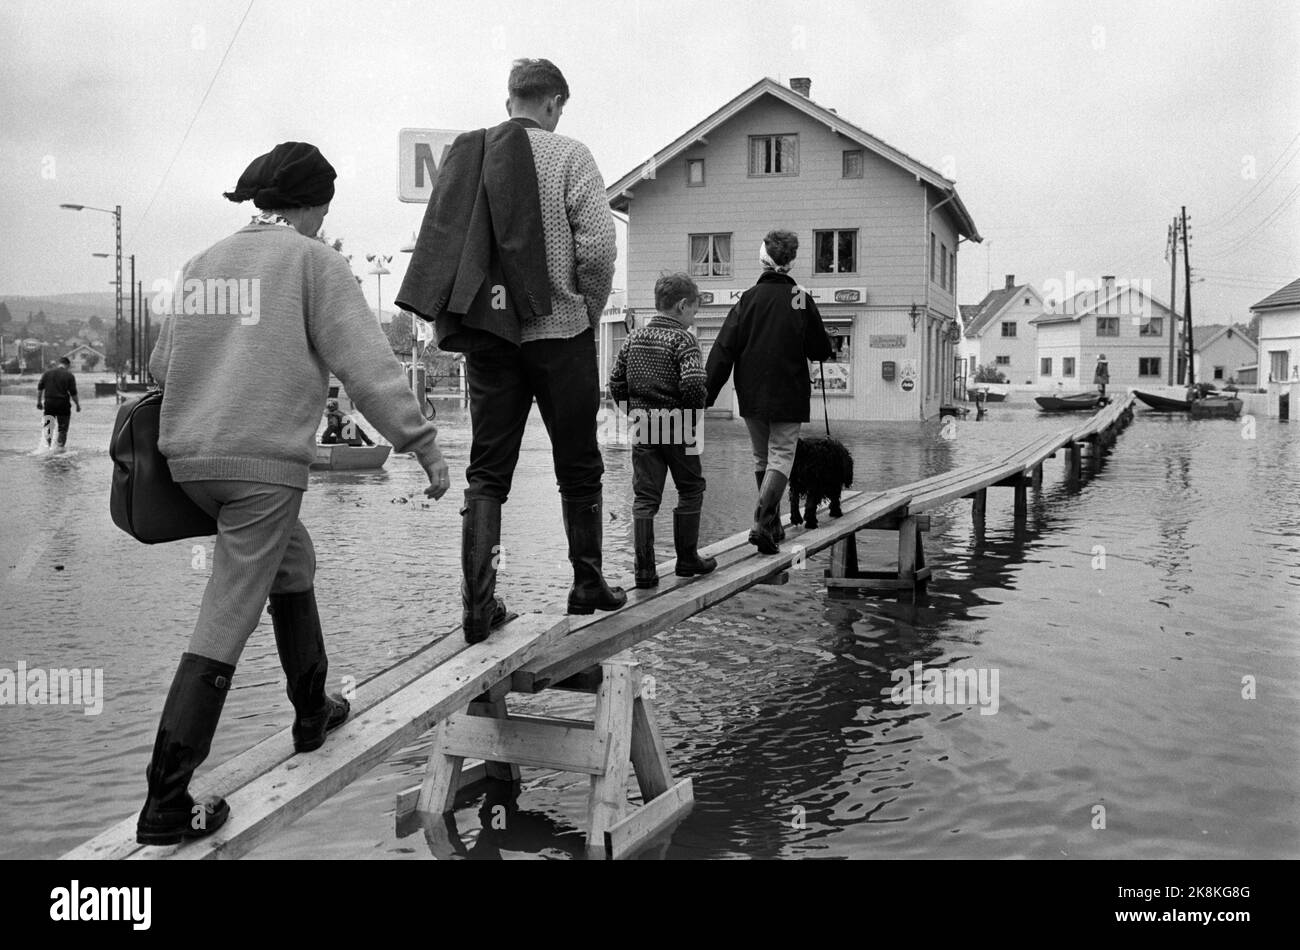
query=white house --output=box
[1031,276,1179,390]
[1250,277,1300,420]
[1191,325,1256,386]
[960,275,1044,387]
[606,76,981,421]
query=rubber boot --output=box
[561,492,628,615]
[749,470,789,555]
[634,517,659,589]
[136,652,235,846]
[674,510,717,577]
[461,495,517,644]
[755,470,785,540]
[268,589,350,754]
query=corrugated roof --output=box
[963,284,1030,338]
[1250,277,1300,312]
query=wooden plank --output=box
[516,490,913,691]
[130,613,569,860]
[629,695,673,802]
[416,719,463,816]
[472,696,520,782]
[586,660,637,855]
[64,624,474,861]
[438,711,608,775]
[395,760,489,820]
[604,778,694,860]
[970,488,987,527]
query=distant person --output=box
[1094,354,1109,397]
[36,357,80,450]
[321,398,374,445]
[397,57,624,642]
[608,272,715,588]
[705,229,832,554]
[138,141,450,847]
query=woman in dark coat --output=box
[705,229,832,553]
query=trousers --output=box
[744,417,801,476]
[179,480,317,664]
[463,328,604,502]
[631,442,706,517]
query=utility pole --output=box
[1167,216,1178,385]
[1181,206,1194,389]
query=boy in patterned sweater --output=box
[609,273,717,587]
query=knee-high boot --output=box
[268,589,350,753]
[562,491,628,615]
[136,652,235,845]
[634,517,659,589]
[749,469,788,555]
[462,495,516,644]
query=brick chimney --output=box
[790,77,812,98]
[1005,274,1016,290]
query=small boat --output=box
[970,384,1008,402]
[310,443,391,470]
[1188,395,1243,419]
[1034,391,1106,412]
[1134,390,1191,412]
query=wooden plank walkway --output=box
[64,396,1136,860]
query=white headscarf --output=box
[759,239,791,274]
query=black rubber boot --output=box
[674,510,717,577]
[268,589,350,753]
[136,652,235,846]
[562,492,628,615]
[634,517,659,589]
[461,495,517,644]
[755,469,785,540]
[749,470,788,555]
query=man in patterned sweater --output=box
[609,273,717,588]
[454,59,625,639]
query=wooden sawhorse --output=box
[395,651,692,860]
[824,510,932,601]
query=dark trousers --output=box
[632,442,706,518]
[464,328,603,503]
[43,407,71,446]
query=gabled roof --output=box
[963,284,1036,338]
[61,342,105,358]
[1031,283,1176,325]
[1194,324,1257,352]
[1250,277,1300,312]
[606,77,980,241]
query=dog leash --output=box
[818,362,831,437]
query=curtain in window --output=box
[690,235,711,277]
[838,231,855,273]
[750,138,768,174]
[712,235,731,276]
[780,135,798,174]
[815,232,834,273]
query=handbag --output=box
[109,390,218,543]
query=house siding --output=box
[1035,291,1178,389]
[620,93,967,420]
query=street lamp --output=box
[62,203,122,385]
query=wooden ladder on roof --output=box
[395,650,693,860]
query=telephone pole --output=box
[1181,206,1194,389]
[1167,216,1178,385]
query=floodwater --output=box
[0,387,1297,860]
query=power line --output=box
[1201,129,1300,230]
[128,0,257,244]
[1198,183,1300,262]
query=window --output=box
[1139,357,1161,377]
[748,134,798,176]
[1041,357,1053,376]
[842,149,863,178]
[1269,350,1289,381]
[1139,317,1163,337]
[1001,322,1017,338]
[940,243,948,289]
[814,230,857,274]
[930,233,936,282]
[812,317,855,394]
[1063,357,1076,377]
[1213,365,1225,380]
[686,159,705,187]
[1097,316,1119,336]
[995,355,1011,366]
[688,233,732,278]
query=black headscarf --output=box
[223,142,336,209]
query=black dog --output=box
[787,436,854,529]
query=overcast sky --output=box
[2,0,1297,322]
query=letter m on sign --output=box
[398,129,464,203]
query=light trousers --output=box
[744,418,801,477]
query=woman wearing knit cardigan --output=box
[705,229,833,554]
[138,143,450,845]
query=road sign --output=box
[900,377,915,392]
[398,128,465,203]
